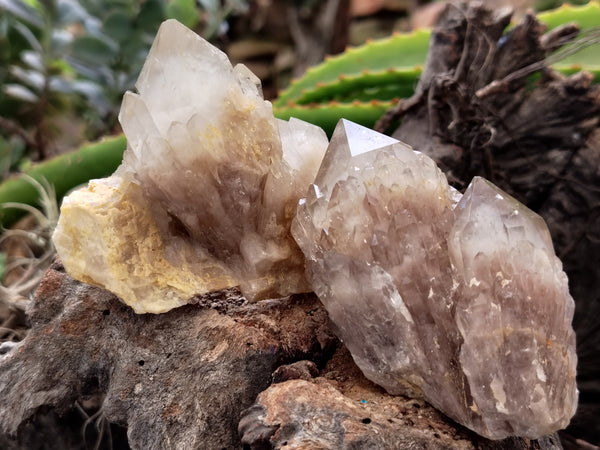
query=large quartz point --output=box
[291,119,577,440]
[52,20,328,313]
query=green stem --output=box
[0,134,126,228]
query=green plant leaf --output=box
[65,56,108,83]
[102,10,134,43]
[3,83,38,102]
[8,65,44,91]
[166,0,200,30]
[51,28,75,54]
[19,49,43,71]
[0,134,127,228]
[71,79,111,115]
[137,0,165,33]
[117,30,148,63]
[0,139,10,177]
[103,0,135,14]
[274,100,395,137]
[71,34,119,65]
[47,75,73,93]
[0,136,20,178]
[0,0,43,27]
[55,0,90,26]
[0,136,26,180]
[11,20,42,53]
[274,29,430,107]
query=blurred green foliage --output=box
[0,0,247,182]
[535,0,590,10]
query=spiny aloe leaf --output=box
[538,1,600,79]
[274,100,396,137]
[288,67,422,105]
[277,2,600,109]
[538,1,600,29]
[0,135,126,228]
[334,83,415,103]
[274,29,430,107]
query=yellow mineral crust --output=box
[53,176,236,314]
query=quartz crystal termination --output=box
[52,20,328,313]
[291,119,577,440]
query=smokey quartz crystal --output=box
[291,119,577,440]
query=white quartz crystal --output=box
[53,20,328,313]
[291,119,577,440]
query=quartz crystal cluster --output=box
[53,18,577,440]
[52,20,328,313]
[291,119,578,440]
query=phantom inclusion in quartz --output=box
[291,119,577,440]
[52,20,328,313]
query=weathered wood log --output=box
[0,259,564,449]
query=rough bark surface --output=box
[0,258,334,449]
[240,349,564,450]
[0,259,565,449]
[376,3,600,445]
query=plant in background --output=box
[535,0,590,11]
[0,0,249,181]
[0,175,58,307]
[0,0,166,167]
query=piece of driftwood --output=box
[240,351,564,450]
[0,258,335,448]
[0,259,565,448]
[376,3,600,445]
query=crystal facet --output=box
[52,20,328,313]
[291,119,577,440]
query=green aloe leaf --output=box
[291,67,422,105]
[0,135,126,228]
[277,2,600,109]
[274,29,430,107]
[274,100,396,137]
[538,2,600,79]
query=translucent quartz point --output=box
[449,178,578,438]
[52,20,328,313]
[291,119,577,440]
